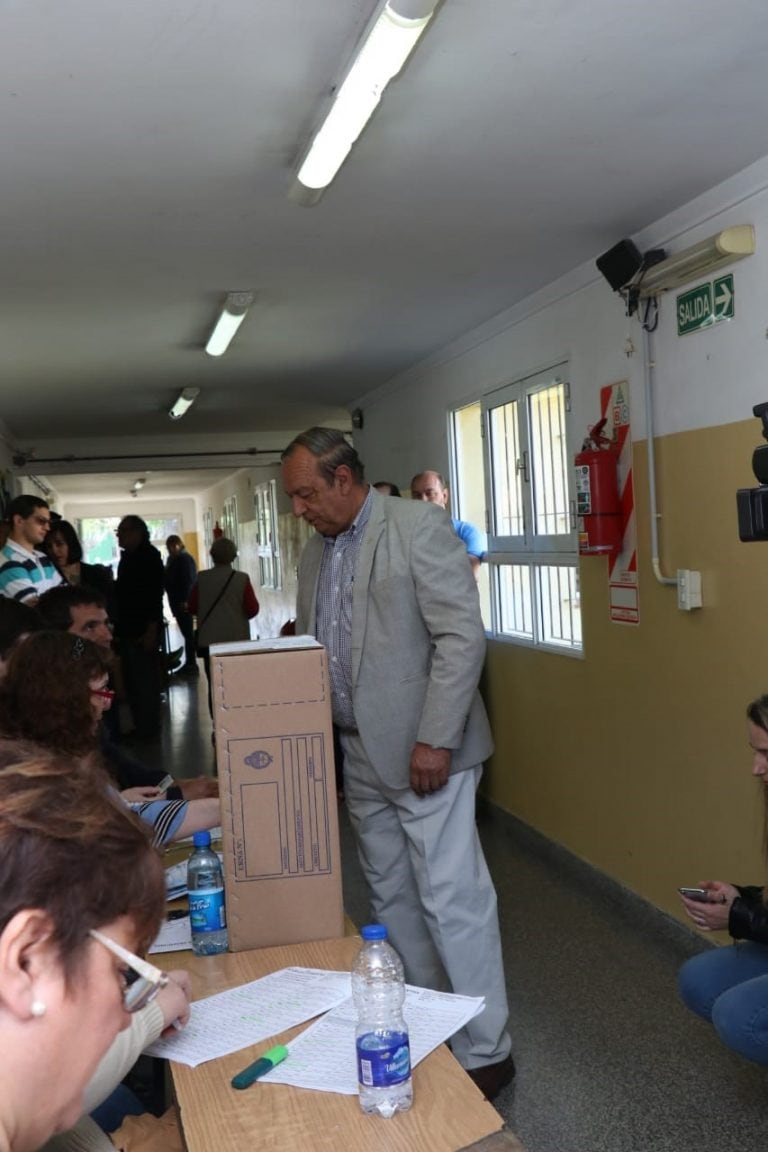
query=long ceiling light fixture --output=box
[168,387,200,421]
[293,0,439,202]
[205,291,254,357]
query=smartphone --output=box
[157,774,174,792]
[678,886,709,902]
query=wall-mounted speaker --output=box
[596,239,643,292]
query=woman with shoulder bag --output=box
[187,537,259,717]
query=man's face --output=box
[116,520,140,552]
[281,446,356,538]
[166,539,182,556]
[411,472,449,508]
[13,506,52,549]
[68,604,113,650]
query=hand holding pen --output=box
[156,969,192,1035]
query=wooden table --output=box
[156,935,524,1152]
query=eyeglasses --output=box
[89,929,168,1013]
[31,515,52,528]
[91,686,116,701]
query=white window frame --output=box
[478,363,582,654]
[202,508,213,555]
[221,496,239,548]
[254,479,281,590]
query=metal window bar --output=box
[490,400,524,537]
[536,564,582,649]
[529,383,569,538]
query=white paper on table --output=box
[149,916,192,954]
[145,967,352,1067]
[265,985,485,1095]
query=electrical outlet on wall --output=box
[677,569,702,611]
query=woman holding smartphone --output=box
[677,694,768,1064]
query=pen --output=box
[231,1044,289,1089]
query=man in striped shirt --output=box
[0,495,63,605]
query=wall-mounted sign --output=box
[677,273,734,336]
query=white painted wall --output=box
[354,155,768,483]
[58,496,198,533]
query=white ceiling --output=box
[3,0,768,501]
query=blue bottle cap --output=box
[361,924,388,941]
[192,830,212,848]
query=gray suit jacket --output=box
[296,488,494,788]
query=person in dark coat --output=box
[164,534,198,676]
[114,516,165,740]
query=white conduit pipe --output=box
[642,324,678,587]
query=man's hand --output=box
[409,743,451,796]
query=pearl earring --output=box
[30,999,47,1018]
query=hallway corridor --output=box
[154,672,767,1152]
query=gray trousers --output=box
[341,732,511,1070]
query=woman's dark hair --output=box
[0,739,164,970]
[746,695,768,892]
[0,631,111,757]
[46,519,83,565]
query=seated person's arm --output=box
[171,797,221,842]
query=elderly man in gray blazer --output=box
[281,428,513,1100]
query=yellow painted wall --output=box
[183,531,200,567]
[482,416,766,923]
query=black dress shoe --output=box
[466,1054,516,1101]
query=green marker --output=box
[231,1044,289,1089]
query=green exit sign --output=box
[677,273,735,336]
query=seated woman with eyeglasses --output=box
[0,631,220,846]
[0,738,178,1152]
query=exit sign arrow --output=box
[713,273,734,321]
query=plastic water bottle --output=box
[187,830,228,955]
[351,924,413,1117]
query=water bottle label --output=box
[356,1031,410,1088]
[189,887,226,933]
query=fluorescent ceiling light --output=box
[636,225,755,297]
[168,387,200,421]
[205,292,254,357]
[296,1,437,194]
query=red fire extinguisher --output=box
[575,418,622,555]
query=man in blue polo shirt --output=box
[410,471,487,577]
[0,495,63,604]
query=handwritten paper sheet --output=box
[145,967,351,1067]
[265,985,485,1095]
[149,916,192,954]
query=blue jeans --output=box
[678,941,768,1065]
[90,1084,145,1133]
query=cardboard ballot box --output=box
[210,636,344,952]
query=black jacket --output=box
[730,885,768,943]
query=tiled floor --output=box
[154,673,768,1152]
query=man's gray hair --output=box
[282,427,365,485]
